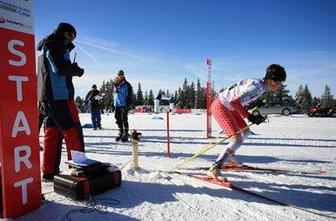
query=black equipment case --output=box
[53,164,121,200]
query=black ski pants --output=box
[114,106,129,135]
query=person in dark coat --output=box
[85,84,102,130]
[37,22,85,181]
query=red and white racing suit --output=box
[211,78,266,165]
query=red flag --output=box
[206,59,212,66]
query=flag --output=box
[206,59,212,66]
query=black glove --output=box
[255,99,266,108]
[247,113,266,125]
[72,62,84,77]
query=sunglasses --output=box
[67,32,76,41]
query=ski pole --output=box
[191,130,225,157]
[169,123,253,172]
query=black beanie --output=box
[56,22,76,37]
[264,64,286,82]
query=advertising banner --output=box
[0,0,41,218]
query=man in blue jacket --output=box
[113,70,133,142]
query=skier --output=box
[85,84,102,130]
[113,70,133,142]
[37,22,85,181]
[208,64,287,180]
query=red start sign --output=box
[0,0,41,218]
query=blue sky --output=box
[34,0,336,98]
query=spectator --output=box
[113,70,133,142]
[85,84,102,130]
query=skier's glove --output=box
[247,113,266,125]
[255,99,266,108]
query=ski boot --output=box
[207,162,227,181]
[228,155,242,167]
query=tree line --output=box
[75,79,335,113]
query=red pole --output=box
[206,58,212,138]
[166,111,170,158]
[206,81,212,138]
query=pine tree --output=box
[176,87,183,107]
[136,82,144,105]
[320,85,334,108]
[99,81,106,110]
[312,97,321,106]
[179,79,188,108]
[148,89,154,106]
[189,82,196,108]
[275,86,291,102]
[302,84,313,110]
[100,80,114,112]
[294,84,311,112]
[131,91,137,109]
[195,78,202,108]
[144,91,149,105]
[199,87,206,109]
[295,85,305,111]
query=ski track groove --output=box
[169,172,273,221]
[170,172,318,221]
[226,170,333,220]
[119,175,210,221]
[167,174,233,220]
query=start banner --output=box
[0,0,41,218]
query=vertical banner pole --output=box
[166,112,170,158]
[0,0,41,218]
[206,59,212,138]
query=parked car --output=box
[250,101,299,116]
[308,105,334,117]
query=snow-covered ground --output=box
[16,113,336,221]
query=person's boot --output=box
[42,173,55,182]
[207,162,227,181]
[228,155,242,167]
[121,129,129,142]
[115,130,123,142]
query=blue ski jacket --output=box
[114,81,132,108]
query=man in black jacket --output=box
[37,22,85,181]
[85,84,102,130]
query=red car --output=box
[308,105,335,117]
